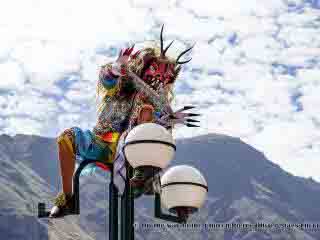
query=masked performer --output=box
[49,25,199,217]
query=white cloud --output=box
[0,0,319,181]
[277,47,320,66]
[11,41,81,88]
[3,117,44,136]
[0,62,25,89]
[245,117,320,179]
[278,8,320,27]
[180,0,287,17]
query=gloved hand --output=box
[111,45,140,76]
[155,106,201,128]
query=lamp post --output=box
[122,123,208,240]
[37,159,119,240]
[38,123,208,240]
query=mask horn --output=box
[176,43,195,64]
[160,24,174,58]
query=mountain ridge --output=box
[0,133,319,239]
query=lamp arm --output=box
[154,193,186,223]
[38,159,113,218]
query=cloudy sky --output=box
[0,0,319,180]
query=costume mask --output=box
[142,60,176,91]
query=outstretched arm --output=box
[154,106,201,129]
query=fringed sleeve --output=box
[97,63,119,98]
[96,63,121,114]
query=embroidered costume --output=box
[52,25,200,216]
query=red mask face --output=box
[142,60,175,91]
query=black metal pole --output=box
[129,165,135,240]
[38,158,123,240]
[71,159,119,240]
[73,159,101,214]
[120,175,128,239]
[121,160,135,240]
[120,186,126,240]
[109,168,118,240]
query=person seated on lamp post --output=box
[49,25,199,217]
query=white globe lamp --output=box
[160,165,208,215]
[124,123,176,169]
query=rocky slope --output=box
[0,133,319,239]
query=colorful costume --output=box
[50,25,201,217]
[56,25,199,193]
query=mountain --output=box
[0,133,319,240]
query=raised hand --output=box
[112,45,136,76]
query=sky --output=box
[0,0,319,180]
